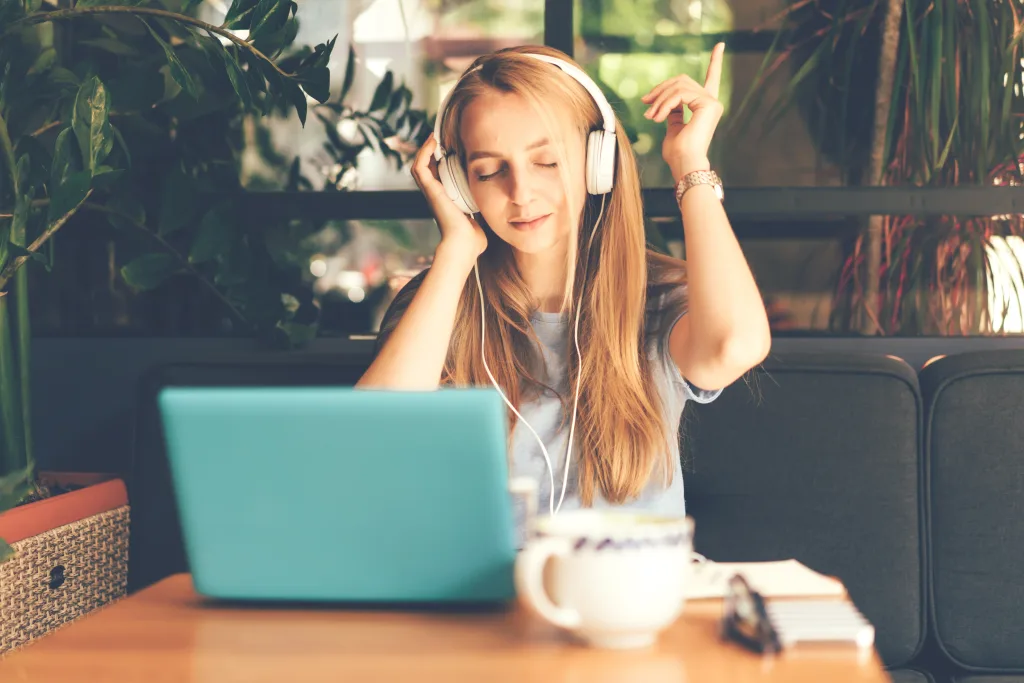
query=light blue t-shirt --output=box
[375,271,722,541]
[511,299,721,525]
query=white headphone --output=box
[433,52,617,517]
[432,52,618,214]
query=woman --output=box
[357,43,770,520]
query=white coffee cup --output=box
[514,509,695,649]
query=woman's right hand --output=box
[412,134,488,261]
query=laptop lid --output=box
[157,385,518,604]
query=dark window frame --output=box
[241,0,1024,235]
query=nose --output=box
[507,165,534,207]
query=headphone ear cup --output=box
[438,155,478,214]
[586,130,616,195]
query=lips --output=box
[509,214,551,231]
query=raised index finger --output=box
[704,42,725,100]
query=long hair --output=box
[434,46,686,506]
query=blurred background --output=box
[23,0,1024,341]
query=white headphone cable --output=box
[475,262,557,515]
[555,193,605,514]
[475,193,606,517]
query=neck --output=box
[514,239,569,314]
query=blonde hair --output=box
[417,46,687,506]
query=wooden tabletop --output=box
[0,573,891,682]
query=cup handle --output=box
[514,537,582,629]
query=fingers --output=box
[643,43,726,110]
[641,80,672,104]
[704,42,725,100]
[412,134,440,190]
[641,72,701,106]
[644,84,706,122]
[413,134,437,172]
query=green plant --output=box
[729,0,1024,335]
[0,0,335,561]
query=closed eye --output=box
[476,162,558,182]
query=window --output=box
[212,0,546,191]
[574,0,844,187]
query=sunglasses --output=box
[720,574,782,654]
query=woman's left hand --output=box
[642,42,725,181]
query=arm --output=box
[356,247,476,390]
[669,180,771,391]
[642,42,771,391]
[356,134,488,390]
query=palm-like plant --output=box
[730,0,1024,335]
[0,0,334,561]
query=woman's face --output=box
[460,90,587,255]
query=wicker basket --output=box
[0,504,130,656]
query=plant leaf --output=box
[340,43,356,101]
[0,538,13,563]
[282,77,307,126]
[90,165,125,190]
[0,0,25,27]
[223,0,259,29]
[14,135,50,195]
[14,154,30,197]
[79,38,141,57]
[7,243,48,268]
[0,192,29,269]
[120,253,181,291]
[214,44,253,110]
[143,20,198,100]
[189,202,237,264]
[77,0,146,6]
[109,124,131,169]
[0,465,34,511]
[49,127,79,189]
[46,67,80,90]
[28,47,57,76]
[47,171,91,226]
[369,71,393,112]
[250,0,291,44]
[297,65,329,104]
[71,76,114,174]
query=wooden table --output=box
[0,573,891,682]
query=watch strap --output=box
[675,170,723,202]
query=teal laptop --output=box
[157,386,517,605]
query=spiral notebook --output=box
[687,559,847,600]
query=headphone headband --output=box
[432,52,615,161]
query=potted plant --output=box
[0,0,334,655]
[727,0,1024,335]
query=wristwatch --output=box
[675,170,724,203]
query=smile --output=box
[509,214,551,231]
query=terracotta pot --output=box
[0,472,129,656]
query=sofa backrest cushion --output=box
[683,352,926,667]
[920,350,1024,672]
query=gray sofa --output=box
[45,336,1018,683]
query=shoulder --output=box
[375,267,431,351]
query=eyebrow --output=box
[467,137,551,162]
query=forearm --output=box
[677,181,770,362]
[356,245,476,390]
